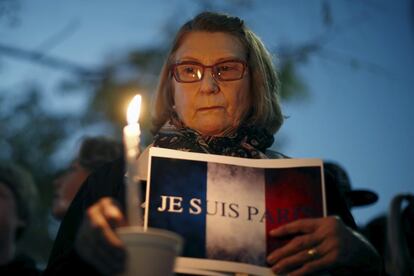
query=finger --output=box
[88,202,124,248]
[100,199,127,229]
[271,246,325,275]
[287,251,335,276]
[269,218,321,237]
[100,198,127,228]
[267,233,321,264]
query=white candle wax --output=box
[124,122,140,167]
[123,95,143,226]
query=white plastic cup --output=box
[116,226,183,276]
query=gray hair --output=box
[152,11,283,135]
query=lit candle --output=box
[123,94,142,226]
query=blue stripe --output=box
[148,156,207,258]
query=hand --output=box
[75,197,127,275]
[266,216,381,275]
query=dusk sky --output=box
[1,0,413,225]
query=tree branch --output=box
[0,42,100,79]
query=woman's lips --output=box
[197,106,223,111]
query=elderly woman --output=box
[45,12,381,275]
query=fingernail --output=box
[273,264,281,274]
[109,206,120,216]
[266,256,272,264]
[267,252,275,262]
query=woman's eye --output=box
[218,65,232,71]
[184,67,195,73]
[218,64,240,73]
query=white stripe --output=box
[206,163,266,266]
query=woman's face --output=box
[172,31,250,136]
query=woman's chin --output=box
[193,125,232,137]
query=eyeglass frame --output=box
[170,59,248,83]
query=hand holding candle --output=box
[123,95,143,226]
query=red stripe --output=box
[265,167,324,255]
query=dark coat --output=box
[44,156,356,275]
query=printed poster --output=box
[144,147,326,275]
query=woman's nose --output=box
[199,68,219,94]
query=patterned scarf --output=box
[153,121,274,159]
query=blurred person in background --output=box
[52,136,122,220]
[324,161,378,212]
[0,161,40,275]
[363,194,414,275]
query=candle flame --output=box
[127,95,141,124]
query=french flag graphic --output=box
[146,149,324,267]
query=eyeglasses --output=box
[170,60,247,83]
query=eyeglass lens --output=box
[173,61,245,82]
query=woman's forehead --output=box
[174,31,246,63]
